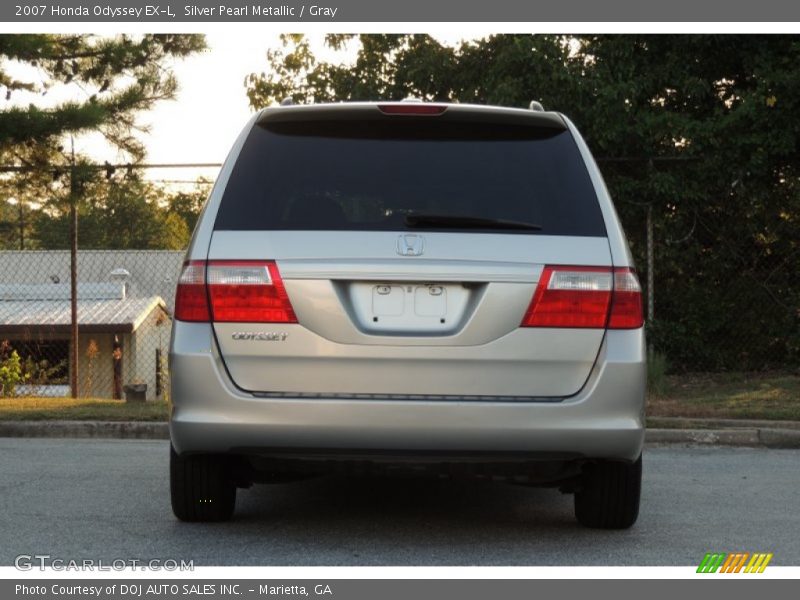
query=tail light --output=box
[174,260,297,323]
[174,261,210,322]
[521,266,643,329]
[607,269,645,329]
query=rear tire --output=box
[170,444,236,522]
[574,456,641,529]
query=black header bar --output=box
[4,0,800,22]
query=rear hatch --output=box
[203,104,613,398]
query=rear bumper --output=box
[169,323,646,462]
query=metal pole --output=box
[113,335,122,400]
[18,201,24,250]
[69,145,79,399]
[646,202,655,356]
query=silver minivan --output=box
[169,101,646,528]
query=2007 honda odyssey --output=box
[169,101,646,528]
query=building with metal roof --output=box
[0,251,179,400]
[0,250,184,311]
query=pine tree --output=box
[0,33,206,250]
[0,34,206,159]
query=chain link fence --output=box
[624,204,800,375]
[0,250,184,400]
[0,229,797,401]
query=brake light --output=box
[608,269,644,329]
[521,266,643,329]
[377,104,447,115]
[174,260,297,323]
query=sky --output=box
[135,32,284,185]
[97,31,287,186]
[136,32,460,186]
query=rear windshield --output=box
[214,118,606,236]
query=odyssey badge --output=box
[231,332,289,341]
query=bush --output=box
[23,356,68,386]
[0,341,26,398]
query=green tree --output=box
[0,341,26,397]
[166,180,210,233]
[0,197,25,249]
[0,142,58,250]
[1,33,206,250]
[33,176,192,249]
[245,34,800,371]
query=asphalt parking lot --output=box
[1,438,798,566]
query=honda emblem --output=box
[396,234,425,257]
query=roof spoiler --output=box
[258,101,566,130]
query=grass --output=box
[0,397,170,421]
[647,371,800,421]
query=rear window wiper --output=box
[404,213,542,231]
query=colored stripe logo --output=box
[697,552,773,573]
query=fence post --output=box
[17,200,25,250]
[646,202,655,358]
[644,158,656,359]
[69,157,79,399]
[113,335,123,399]
[155,348,162,398]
